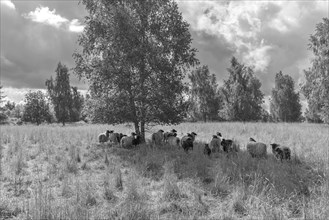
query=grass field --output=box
[0,122,328,219]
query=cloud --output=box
[178,0,328,95]
[69,19,84,32]
[23,6,68,28]
[1,0,16,10]
[22,6,84,32]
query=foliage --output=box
[22,90,51,125]
[46,62,84,125]
[301,18,329,123]
[188,65,222,122]
[70,87,84,122]
[73,0,198,140]
[270,71,302,122]
[219,57,264,121]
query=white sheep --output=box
[98,130,113,143]
[246,137,267,158]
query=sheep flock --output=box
[98,128,292,162]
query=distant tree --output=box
[301,18,329,123]
[219,57,264,121]
[0,85,8,123]
[70,87,84,122]
[188,65,221,121]
[46,62,84,125]
[73,0,198,141]
[22,91,51,125]
[4,101,15,111]
[12,104,24,119]
[0,85,5,105]
[270,71,302,122]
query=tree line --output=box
[0,1,327,138]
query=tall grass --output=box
[0,122,328,219]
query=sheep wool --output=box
[246,139,267,158]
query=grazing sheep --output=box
[163,129,177,143]
[151,129,164,146]
[270,143,291,161]
[246,138,267,158]
[109,132,121,144]
[221,139,233,153]
[120,132,141,148]
[209,135,222,153]
[98,130,113,143]
[167,133,180,148]
[204,144,211,157]
[180,132,197,152]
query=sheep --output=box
[120,132,141,148]
[180,132,197,152]
[246,137,267,158]
[209,134,222,153]
[98,130,113,143]
[204,144,211,157]
[270,143,291,161]
[151,129,164,147]
[108,132,121,144]
[167,133,180,148]
[163,129,177,143]
[221,138,240,154]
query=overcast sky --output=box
[1,0,328,106]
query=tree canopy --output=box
[73,0,198,140]
[301,18,329,123]
[22,90,51,125]
[219,57,264,121]
[188,65,221,122]
[270,71,302,122]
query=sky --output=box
[1,0,328,110]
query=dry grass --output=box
[0,122,328,219]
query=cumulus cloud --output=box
[22,6,84,32]
[23,6,68,28]
[178,0,328,95]
[1,0,16,10]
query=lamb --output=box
[246,137,267,158]
[270,143,291,161]
[120,132,141,148]
[98,130,113,143]
[204,144,211,157]
[209,135,222,153]
[167,133,180,148]
[151,129,164,147]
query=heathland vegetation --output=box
[0,123,328,219]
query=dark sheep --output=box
[270,143,291,161]
[204,144,211,157]
[221,139,234,153]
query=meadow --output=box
[0,122,328,219]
